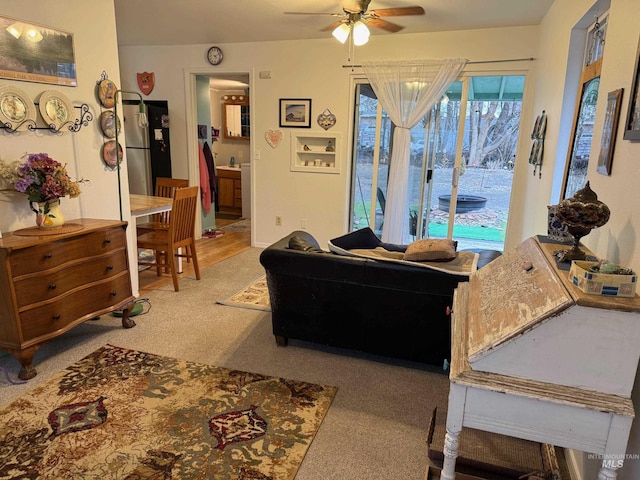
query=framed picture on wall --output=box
[279,98,312,128]
[623,36,640,140]
[0,15,76,86]
[597,88,623,175]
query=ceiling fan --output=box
[285,0,425,45]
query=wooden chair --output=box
[136,186,201,292]
[136,177,189,236]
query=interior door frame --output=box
[183,67,254,242]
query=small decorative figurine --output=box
[326,140,334,152]
[303,144,311,151]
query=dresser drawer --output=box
[9,228,126,277]
[14,251,128,308]
[19,272,132,342]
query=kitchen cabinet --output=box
[216,167,242,215]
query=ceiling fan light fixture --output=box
[332,23,350,44]
[6,22,23,39]
[352,20,370,46]
[25,27,43,42]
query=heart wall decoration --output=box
[265,129,283,148]
[317,109,336,130]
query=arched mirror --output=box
[223,95,250,140]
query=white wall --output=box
[118,26,540,248]
[524,0,640,478]
[0,1,126,234]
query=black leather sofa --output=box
[259,228,501,367]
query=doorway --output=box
[184,69,252,245]
[350,74,525,251]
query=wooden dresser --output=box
[0,218,136,380]
[442,236,640,480]
[216,167,242,215]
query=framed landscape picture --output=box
[623,35,640,140]
[279,98,311,128]
[0,15,76,86]
[597,88,623,175]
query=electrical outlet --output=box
[301,218,307,229]
[237,150,243,158]
[275,216,282,226]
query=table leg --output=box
[441,428,461,480]
[598,463,620,480]
[442,383,466,480]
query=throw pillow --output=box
[288,236,325,253]
[403,239,457,262]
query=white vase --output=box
[35,199,64,229]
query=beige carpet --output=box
[0,344,336,479]
[217,274,270,311]
[0,248,472,480]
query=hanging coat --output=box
[198,141,211,214]
[202,141,219,211]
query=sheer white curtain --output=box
[362,59,466,243]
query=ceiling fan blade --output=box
[369,6,425,17]
[321,20,347,32]
[284,11,343,16]
[365,18,404,33]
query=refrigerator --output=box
[123,100,172,195]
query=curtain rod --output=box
[342,57,535,68]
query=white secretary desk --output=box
[442,236,640,480]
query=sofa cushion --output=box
[404,239,457,262]
[288,235,326,253]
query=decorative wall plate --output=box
[101,140,123,167]
[317,108,336,130]
[38,90,74,131]
[265,129,283,148]
[98,79,118,108]
[0,85,36,131]
[99,110,120,138]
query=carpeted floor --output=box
[0,344,336,479]
[217,274,270,311]
[0,248,525,480]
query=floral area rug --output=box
[0,344,336,479]
[217,275,271,312]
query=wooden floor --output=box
[137,217,251,295]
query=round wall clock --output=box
[207,46,223,65]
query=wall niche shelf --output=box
[290,132,341,174]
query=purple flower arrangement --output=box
[1,153,85,203]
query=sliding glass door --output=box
[350,75,524,251]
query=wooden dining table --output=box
[129,193,173,218]
[129,193,182,275]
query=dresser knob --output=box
[49,283,57,290]
[52,313,60,320]
[111,290,117,296]
[105,238,112,244]
[44,252,52,259]
[106,264,114,270]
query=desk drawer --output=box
[9,228,126,277]
[19,273,132,342]
[14,251,128,307]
